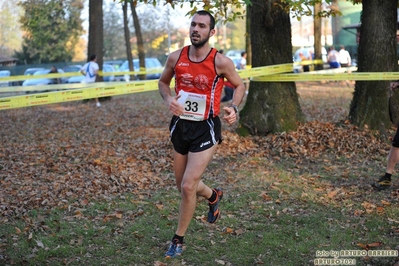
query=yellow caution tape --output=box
[0,80,159,110]
[0,63,293,93]
[307,66,357,74]
[112,68,164,76]
[0,82,102,93]
[237,63,294,79]
[0,72,84,83]
[0,69,164,83]
[2,62,399,110]
[0,64,291,84]
[293,59,324,66]
[0,63,293,110]
[254,71,399,82]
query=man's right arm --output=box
[158,55,175,102]
[158,51,184,116]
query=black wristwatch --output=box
[230,104,238,114]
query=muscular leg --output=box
[173,145,217,237]
[385,146,399,174]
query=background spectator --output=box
[49,65,60,84]
[327,46,340,69]
[339,45,351,67]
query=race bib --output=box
[178,91,207,121]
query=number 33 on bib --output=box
[179,91,207,121]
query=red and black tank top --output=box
[174,46,224,121]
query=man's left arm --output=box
[217,56,246,124]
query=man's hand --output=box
[167,95,185,117]
[222,106,237,125]
[390,81,399,91]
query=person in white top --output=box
[327,46,340,68]
[339,45,351,67]
[238,51,247,70]
[81,54,100,107]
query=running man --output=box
[158,10,246,258]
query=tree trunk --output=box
[313,3,323,71]
[88,0,103,82]
[123,0,134,80]
[246,4,251,66]
[238,0,305,136]
[130,0,145,80]
[348,0,398,130]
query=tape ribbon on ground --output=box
[1,63,399,110]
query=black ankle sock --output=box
[172,234,184,244]
[208,189,217,203]
[384,173,392,180]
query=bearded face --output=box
[190,32,211,48]
[189,14,214,48]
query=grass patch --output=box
[1,156,398,265]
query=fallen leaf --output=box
[260,191,272,201]
[223,227,234,234]
[215,259,226,265]
[36,240,44,248]
[154,261,167,266]
[327,189,339,198]
[234,229,245,235]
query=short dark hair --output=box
[89,54,96,61]
[195,10,215,30]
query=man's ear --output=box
[210,29,216,37]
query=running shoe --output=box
[165,239,183,258]
[207,188,223,223]
[372,176,391,191]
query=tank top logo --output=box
[178,62,189,67]
[194,74,208,90]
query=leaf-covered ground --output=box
[0,82,398,220]
[1,82,399,265]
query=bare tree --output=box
[130,1,146,80]
[122,0,134,80]
[88,0,103,81]
[313,2,323,71]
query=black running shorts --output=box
[169,116,223,155]
[392,123,399,148]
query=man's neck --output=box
[189,45,212,62]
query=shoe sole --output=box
[165,251,182,259]
[211,211,221,223]
[208,189,223,223]
[372,184,391,191]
